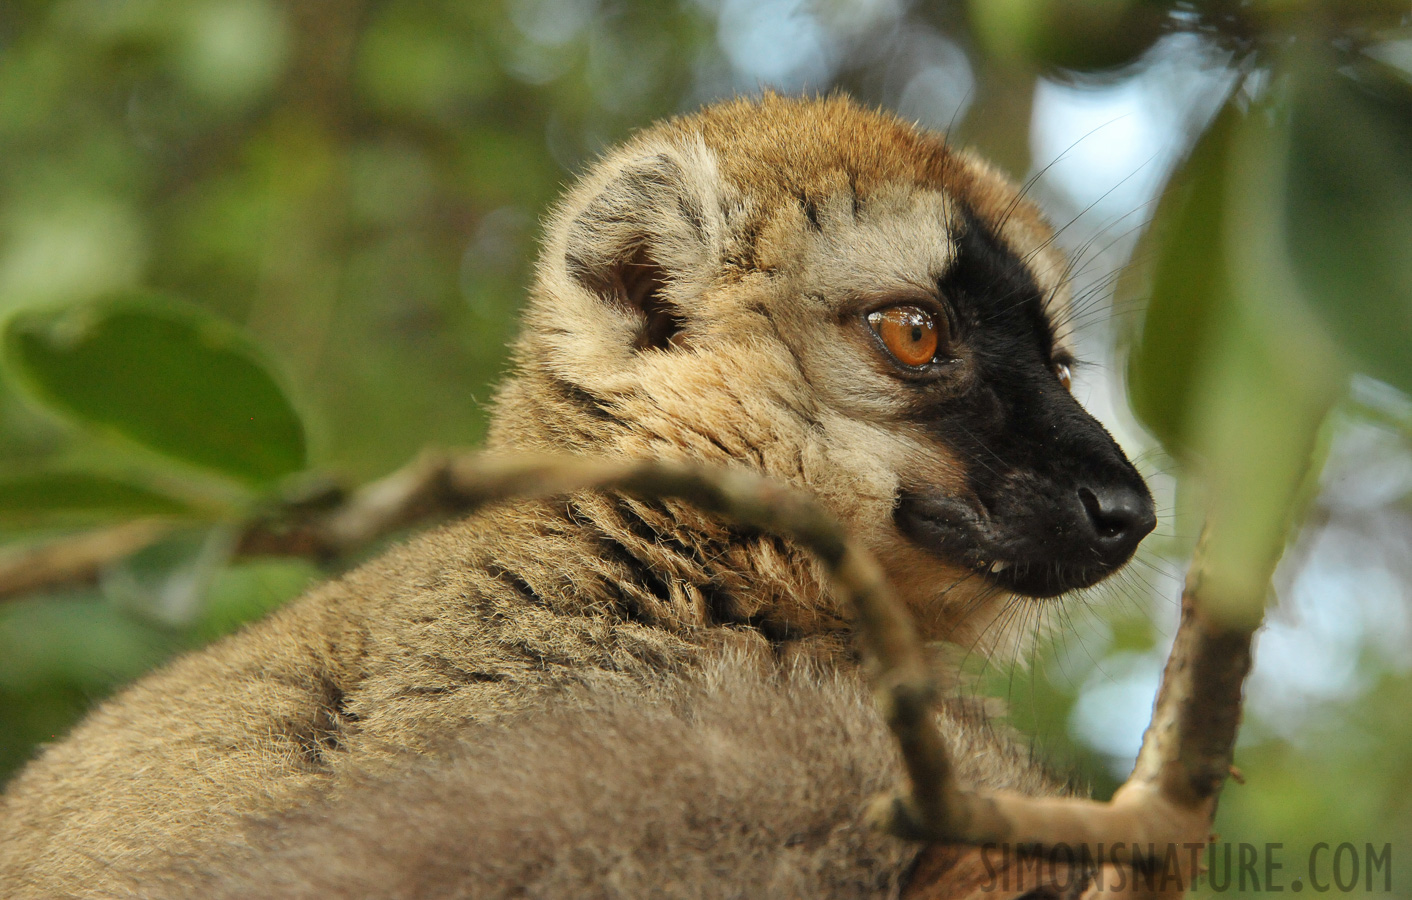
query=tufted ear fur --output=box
[557,139,729,351]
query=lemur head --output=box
[491,94,1153,640]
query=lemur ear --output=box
[561,141,726,351]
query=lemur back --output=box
[141,639,1078,900]
[0,94,1152,897]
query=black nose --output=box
[1076,484,1156,563]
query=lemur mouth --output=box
[893,490,1153,600]
[971,559,1114,599]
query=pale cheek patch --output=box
[798,414,910,522]
[797,414,973,552]
[598,342,818,472]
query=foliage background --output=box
[1,1,1409,895]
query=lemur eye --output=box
[868,305,942,368]
[1055,361,1072,392]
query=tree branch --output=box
[0,520,174,599]
[0,451,1260,892]
[878,523,1255,895]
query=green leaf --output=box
[1126,105,1240,457]
[189,558,318,644]
[1188,304,1336,628]
[968,0,1168,73]
[1283,48,1412,397]
[0,592,177,693]
[101,525,236,627]
[1129,98,1346,626]
[0,471,192,522]
[3,294,308,485]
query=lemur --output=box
[0,94,1153,898]
[142,638,1084,900]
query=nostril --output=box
[1079,487,1123,539]
[1076,485,1156,551]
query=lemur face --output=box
[498,95,1153,636]
[777,189,1155,600]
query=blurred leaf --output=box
[175,0,290,109]
[356,7,496,117]
[1126,105,1240,457]
[0,197,148,312]
[3,294,307,486]
[1188,305,1337,627]
[1284,48,1412,396]
[189,558,318,643]
[0,471,192,522]
[101,525,237,627]
[1131,98,1345,626]
[0,591,176,694]
[968,0,1169,73]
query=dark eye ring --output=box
[867,304,947,368]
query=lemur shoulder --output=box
[0,93,1153,898]
[144,638,1083,900]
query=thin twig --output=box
[0,451,1259,890]
[1,450,508,602]
[0,520,174,599]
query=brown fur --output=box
[137,638,1073,899]
[0,94,1089,896]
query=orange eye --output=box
[1055,361,1072,391]
[868,305,940,368]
